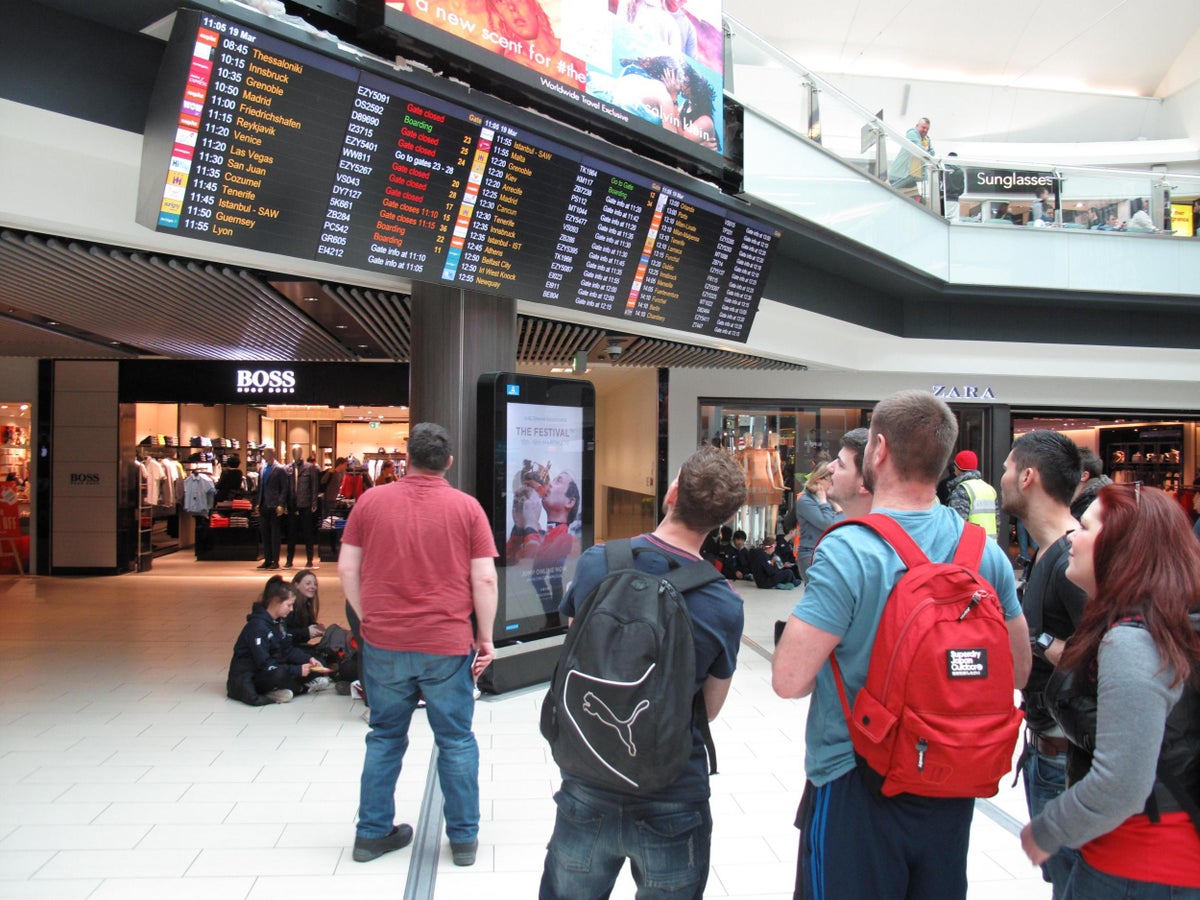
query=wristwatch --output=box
[1032,632,1056,659]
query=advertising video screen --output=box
[382,0,726,170]
[137,9,777,344]
[477,373,595,643]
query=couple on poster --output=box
[503,404,584,615]
[390,0,724,152]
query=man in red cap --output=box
[946,449,999,540]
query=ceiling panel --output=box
[0,229,802,371]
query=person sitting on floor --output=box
[749,535,797,590]
[226,580,334,705]
[286,569,327,646]
[722,529,752,580]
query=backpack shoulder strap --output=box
[663,559,724,595]
[604,538,635,572]
[822,513,930,570]
[951,522,988,570]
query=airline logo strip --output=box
[159,27,220,227]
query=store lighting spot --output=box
[335,324,347,329]
[304,296,320,302]
[47,320,59,326]
[20,405,28,411]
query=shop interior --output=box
[1013,412,1200,511]
[698,402,1200,558]
[698,402,870,542]
[128,402,410,570]
[0,400,31,574]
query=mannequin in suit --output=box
[257,447,293,570]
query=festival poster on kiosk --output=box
[384,0,725,159]
[503,402,585,624]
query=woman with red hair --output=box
[1021,483,1200,896]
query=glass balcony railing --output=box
[724,16,1200,238]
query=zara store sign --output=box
[235,368,297,395]
[931,384,997,400]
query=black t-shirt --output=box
[1021,535,1088,733]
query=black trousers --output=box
[260,507,282,565]
[286,508,316,565]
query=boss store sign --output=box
[119,361,409,406]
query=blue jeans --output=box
[357,643,479,843]
[1023,745,1079,898]
[1064,857,1200,899]
[539,781,712,899]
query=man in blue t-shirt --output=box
[773,390,1031,900]
[539,446,747,900]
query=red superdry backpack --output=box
[826,514,1024,798]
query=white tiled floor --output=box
[0,556,1050,898]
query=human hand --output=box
[300,663,312,677]
[472,641,495,677]
[1020,823,1050,865]
[308,624,321,638]
[514,492,542,530]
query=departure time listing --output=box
[146,11,780,343]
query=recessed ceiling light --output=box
[357,344,368,348]
[47,320,59,326]
[335,324,347,329]
[304,296,320,302]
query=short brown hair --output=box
[870,390,958,483]
[671,446,747,532]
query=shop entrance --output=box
[0,401,31,574]
[117,361,409,574]
[1009,411,1200,559]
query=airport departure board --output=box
[137,10,778,342]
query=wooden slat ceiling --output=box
[0,230,804,371]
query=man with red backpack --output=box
[773,390,1031,899]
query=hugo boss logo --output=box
[69,473,101,485]
[235,369,296,394]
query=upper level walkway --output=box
[727,18,1200,300]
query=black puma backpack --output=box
[539,539,723,794]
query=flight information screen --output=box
[137,10,777,342]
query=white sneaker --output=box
[307,676,334,693]
[351,680,366,700]
[266,689,294,703]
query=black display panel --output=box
[477,372,595,644]
[137,9,779,344]
[376,0,728,174]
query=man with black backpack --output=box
[773,391,1031,900]
[539,445,747,899]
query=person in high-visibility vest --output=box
[947,449,998,539]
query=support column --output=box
[409,284,517,494]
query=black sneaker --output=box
[353,824,414,862]
[450,838,478,866]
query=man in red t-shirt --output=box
[340,423,498,867]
